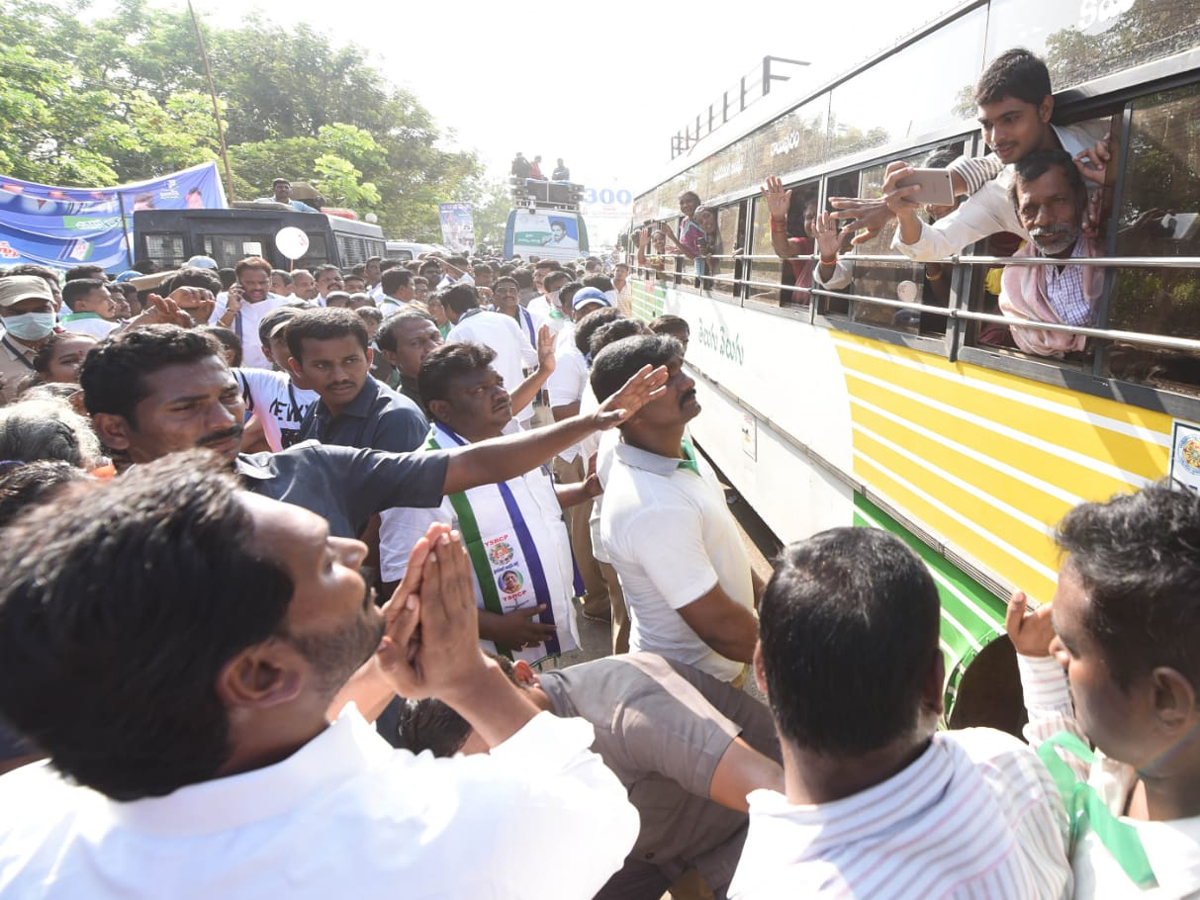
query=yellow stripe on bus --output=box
[836,343,1170,484]
[854,453,1059,603]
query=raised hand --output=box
[1004,590,1056,658]
[1074,131,1112,186]
[761,175,792,222]
[536,323,557,374]
[814,210,841,261]
[376,529,488,700]
[168,286,216,326]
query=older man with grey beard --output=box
[998,149,1102,358]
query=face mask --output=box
[3,312,56,341]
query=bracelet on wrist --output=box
[819,254,838,266]
[770,217,787,234]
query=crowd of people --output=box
[0,44,1197,900]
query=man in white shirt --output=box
[59,278,119,338]
[730,526,1072,899]
[376,267,416,313]
[233,307,319,451]
[1007,482,1200,898]
[444,283,539,427]
[527,269,570,327]
[849,49,1110,262]
[593,334,758,683]
[208,256,292,368]
[0,454,639,899]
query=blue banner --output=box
[0,162,226,273]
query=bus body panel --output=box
[633,276,1177,721]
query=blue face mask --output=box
[3,312,56,342]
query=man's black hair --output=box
[0,453,294,800]
[491,275,518,291]
[198,325,243,368]
[512,269,534,289]
[285,307,369,361]
[543,271,571,293]
[1057,481,1200,691]
[160,266,222,297]
[924,144,963,169]
[582,274,615,293]
[270,269,292,285]
[418,341,497,409]
[574,306,623,356]
[1010,149,1087,214]
[63,264,106,282]
[759,527,940,755]
[440,283,480,317]
[559,281,584,310]
[379,259,403,274]
[381,268,414,295]
[61,278,108,312]
[588,318,645,359]
[376,309,437,353]
[395,654,516,756]
[590,334,680,404]
[218,268,237,290]
[79,326,225,423]
[648,314,689,339]
[312,263,340,280]
[974,48,1052,107]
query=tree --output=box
[0,0,484,237]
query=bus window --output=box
[840,155,935,335]
[747,184,818,307]
[203,235,268,268]
[1105,82,1200,395]
[708,201,745,297]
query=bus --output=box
[628,0,1200,733]
[503,178,590,262]
[132,207,387,272]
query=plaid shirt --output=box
[1045,239,1094,327]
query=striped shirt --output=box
[1044,239,1095,327]
[728,728,1071,899]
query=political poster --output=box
[0,161,226,273]
[438,202,476,253]
[509,209,582,261]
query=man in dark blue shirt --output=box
[288,308,427,454]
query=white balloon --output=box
[275,226,310,260]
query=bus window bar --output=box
[808,287,1200,354]
[716,252,1200,268]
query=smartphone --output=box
[896,168,956,208]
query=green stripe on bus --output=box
[852,493,1007,699]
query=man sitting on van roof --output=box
[256,178,317,212]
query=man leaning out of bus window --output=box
[833,49,1111,261]
[997,150,1103,359]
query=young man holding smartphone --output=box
[209,256,292,369]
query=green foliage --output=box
[0,0,483,238]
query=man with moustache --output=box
[208,257,291,368]
[0,457,639,898]
[997,150,1102,357]
[79,326,665,539]
[592,335,758,686]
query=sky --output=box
[95,0,961,239]
[174,0,958,184]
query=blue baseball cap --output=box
[114,270,141,283]
[571,287,611,312]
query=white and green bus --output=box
[629,0,1200,732]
